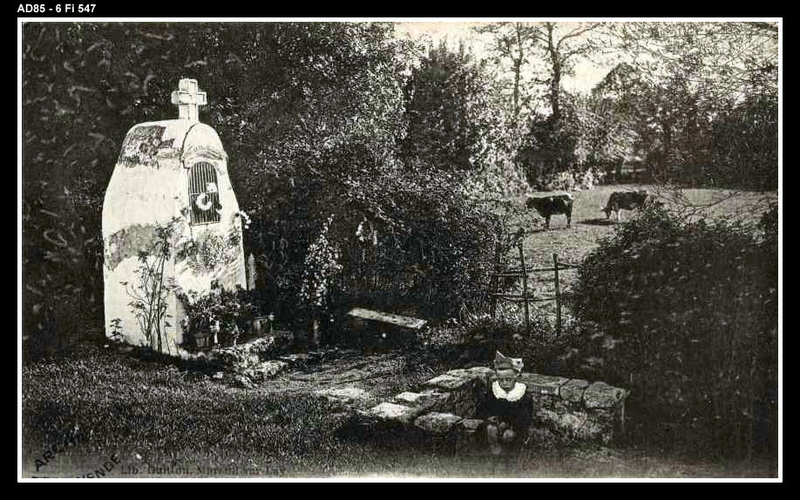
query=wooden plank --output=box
[491,265,579,277]
[347,307,427,330]
[490,292,548,299]
[490,232,501,318]
[554,253,561,337]
[517,244,529,332]
[493,295,556,303]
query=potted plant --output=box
[178,281,256,350]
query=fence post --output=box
[490,229,501,318]
[518,241,530,334]
[554,252,561,337]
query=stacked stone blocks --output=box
[360,367,628,445]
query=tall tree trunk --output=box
[546,23,562,124]
[512,23,524,124]
[662,121,672,176]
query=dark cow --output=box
[526,193,574,229]
[602,190,650,221]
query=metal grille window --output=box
[188,161,221,225]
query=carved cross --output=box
[171,78,207,122]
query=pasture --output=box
[502,185,778,324]
[515,184,777,267]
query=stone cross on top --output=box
[171,78,207,122]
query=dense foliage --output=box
[177,281,257,349]
[569,206,778,458]
[400,42,506,173]
[710,89,779,190]
[22,23,520,353]
[508,22,779,190]
[583,22,779,189]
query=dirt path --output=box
[255,349,422,403]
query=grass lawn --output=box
[21,342,778,480]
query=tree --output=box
[710,87,778,190]
[592,60,717,182]
[474,22,541,141]
[610,21,778,105]
[21,22,414,352]
[596,22,779,187]
[178,23,416,342]
[478,22,606,182]
[400,41,506,174]
[531,22,603,124]
[476,22,603,147]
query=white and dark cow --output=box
[602,190,650,221]
[526,193,574,229]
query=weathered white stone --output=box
[102,79,246,354]
[424,373,473,391]
[560,378,590,403]
[213,348,260,371]
[445,367,493,381]
[245,337,276,356]
[367,402,420,424]
[386,366,628,446]
[583,381,628,409]
[552,410,588,433]
[519,373,569,396]
[233,374,254,389]
[459,419,484,433]
[316,386,373,408]
[236,361,288,383]
[318,386,370,400]
[413,412,463,434]
[394,392,424,405]
[347,308,427,330]
[257,360,288,377]
[417,389,453,412]
[278,353,310,365]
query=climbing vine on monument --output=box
[121,217,181,354]
[175,213,244,275]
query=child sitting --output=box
[479,351,533,456]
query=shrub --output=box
[177,281,257,349]
[412,303,578,375]
[527,167,607,192]
[569,204,778,458]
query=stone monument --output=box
[102,78,247,354]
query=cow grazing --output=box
[602,190,650,221]
[526,193,574,229]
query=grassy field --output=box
[21,185,779,480]
[498,185,778,324]
[21,342,778,480]
[514,184,777,266]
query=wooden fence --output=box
[489,241,580,337]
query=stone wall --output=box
[201,332,294,388]
[357,367,628,445]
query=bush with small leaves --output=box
[569,204,778,459]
